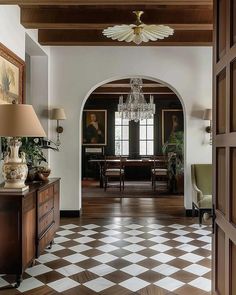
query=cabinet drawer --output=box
[38,209,54,236]
[38,198,54,219]
[37,223,55,257]
[38,186,54,205]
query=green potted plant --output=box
[162,131,184,193]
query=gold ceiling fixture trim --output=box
[102,10,174,45]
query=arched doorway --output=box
[79,75,186,217]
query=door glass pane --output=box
[140,126,146,140]
[147,126,153,140]
[122,126,129,140]
[147,118,154,125]
[140,141,146,155]
[115,126,121,140]
[123,118,129,126]
[122,141,129,155]
[147,141,154,155]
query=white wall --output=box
[49,46,213,211]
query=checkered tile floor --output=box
[0,220,212,294]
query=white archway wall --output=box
[49,46,212,211]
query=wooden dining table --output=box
[89,158,166,188]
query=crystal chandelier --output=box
[118,78,155,122]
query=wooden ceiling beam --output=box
[38,29,213,46]
[20,6,212,29]
[0,0,213,5]
[94,86,173,93]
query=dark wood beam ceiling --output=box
[14,0,213,46]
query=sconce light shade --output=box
[203,108,212,121]
[51,108,66,120]
[0,104,46,137]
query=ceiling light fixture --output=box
[118,78,155,122]
[103,11,174,45]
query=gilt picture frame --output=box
[0,42,25,104]
[82,110,107,146]
[162,109,184,145]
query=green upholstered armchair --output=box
[191,164,212,225]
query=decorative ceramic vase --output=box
[2,139,28,189]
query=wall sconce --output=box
[51,108,66,146]
[203,108,212,144]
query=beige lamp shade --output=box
[51,108,66,120]
[203,108,212,120]
[0,104,46,137]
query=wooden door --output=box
[213,0,236,294]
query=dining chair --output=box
[151,155,169,192]
[103,156,125,191]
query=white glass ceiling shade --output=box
[118,78,155,122]
[103,11,174,45]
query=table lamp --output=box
[0,104,46,190]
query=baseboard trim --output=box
[60,210,80,218]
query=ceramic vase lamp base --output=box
[2,138,29,191]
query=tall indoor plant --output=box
[162,131,184,193]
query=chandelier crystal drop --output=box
[118,78,155,122]
[103,11,174,45]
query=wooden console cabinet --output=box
[0,178,60,287]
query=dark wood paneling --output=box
[216,226,225,295]
[217,69,226,134]
[230,59,236,132]
[217,147,226,215]
[230,148,236,225]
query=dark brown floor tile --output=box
[163,240,182,248]
[107,258,131,269]
[44,259,70,270]
[192,248,211,257]
[164,248,186,257]
[104,270,132,283]
[82,249,104,257]
[110,249,132,258]
[174,284,210,295]
[62,285,98,295]
[171,270,198,283]
[203,271,212,279]
[86,240,107,248]
[100,285,138,295]
[60,240,79,248]
[51,249,75,258]
[76,258,101,269]
[138,233,157,240]
[35,271,64,284]
[111,240,132,248]
[65,233,80,240]
[197,258,211,268]
[138,240,157,248]
[69,270,98,284]
[137,258,161,269]
[137,270,164,283]
[0,286,21,295]
[188,240,207,247]
[168,258,191,269]
[137,285,170,295]
[23,285,57,295]
[138,249,158,258]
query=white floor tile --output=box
[82,224,100,229]
[197,236,212,243]
[123,253,146,263]
[99,237,119,244]
[103,224,121,229]
[26,264,52,276]
[102,230,120,236]
[171,229,189,236]
[46,244,65,253]
[48,277,79,292]
[176,244,198,253]
[119,277,149,292]
[69,244,92,253]
[149,236,169,243]
[17,278,44,293]
[96,244,119,253]
[124,230,143,236]
[189,277,212,292]
[56,264,84,276]
[179,253,204,263]
[84,277,115,292]
[73,237,95,244]
[146,224,164,229]
[155,277,185,291]
[123,244,146,253]
[60,224,79,230]
[148,229,166,236]
[184,264,211,276]
[0,277,9,288]
[173,236,194,243]
[93,253,117,263]
[125,224,143,229]
[89,264,116,276]
[56,229,75,236]
[152,264,179,276]
[150,244,172,252]
[54,236,70,244]
[194,229,212,236]
[121,264,148,276]
[79,229,97,236]
[37,253,59,264]
[151,253,175,263]
[169,224,185,229]
[64,253,88,263]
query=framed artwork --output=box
[162,109,184,145]
[0,42,25,104]
[82,110,107,146]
